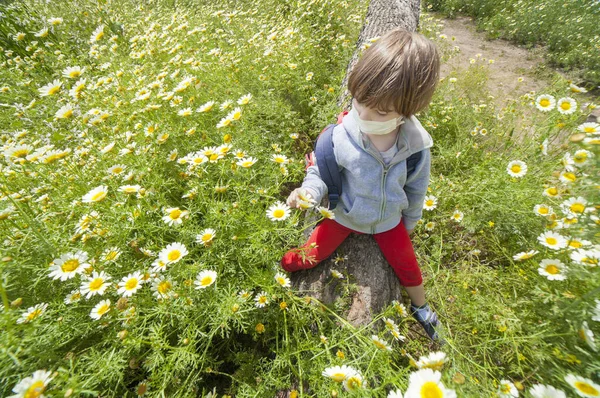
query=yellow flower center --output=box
[13,149,30,158]
[89,278,104,290]
[125,278,138,290]
[201,276,213,286]
[584,126,595,133]
[346,376,361,390]
[426,200,434,206]
[546,237,557,245]
[574,381,599,396]
[91,191,106,201]
[61,259,80,272]
[24,380,45,398]
[560,102,571,110]
[545,265,560,275]
[421,381,443,398]
[97,303,110,316]
[167,250,181,261]
[112,167,123,174]
[258,296,267,304]
[539,207,548,214]
[27,309,42,321]
[539,99,550,107]
[169,209,182,219]
[547,187,558,195]
[563,173,576,182]
[105,251,118,261]
[158,281,172,294]
[273,209,285,218]
[48,86,61,95]
[570,203,585,213]
[569,241,582,248]
[511,164,521,173]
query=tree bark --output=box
[290,0,423,328]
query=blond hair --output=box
[347,27,441,119]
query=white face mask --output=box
[349,106,405,135]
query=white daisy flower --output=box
[82,185,108,203]
[195,270,217,289]
[254,291,269,308]
[158,242,188,264]
[226,107,242,121]
[317,206,335,219]
[330,269,344,279]
[64,289,82,304]
[560,152,577,173]
[196,228,216,246]
[62,66,85,79]
[274,272,291,288]
[101,247,122,263]
[388,389,404,398]
[535,94,555,112]
[569,248,599,267]
[543,186,561,198]
[371,335,392,351]
[237,93,252,105]
[533,204,554,217]
[556,97,577,115]
[537,231,568,250]
[48,251,90,281]
[266,201,291,222]
[538,259,567,281]
[162,207,189,226]
[415,351,447,371]
[9,369,54,397]
[423,195,437,210]
[108,164,127,175]
[17,303,48,324]
[55,103,75,119]
[119,185,141,195]
[392,300,409,317]
[560,197,591,217]
[322,365,358,383]
[572,149,594,167]
[38,79,62,96]
[177,107,193,117]
[80,271,111,299]
[151,258,168,273]
[451,209,463,222]
[216,115,234,128]
[578,321,597,352]
[343,371,365,392]
[152,276,176,299]
[564,374,600,397]
[271,154,289,164]
[498,379,519,397]
[117,271,144,297]
[90,299,111,320]
[236,156,258,168]
[196,101,215,113]
[405,368,456,398]
[389,327,407,342]
[529,384,566,398]
[577,122,600,135]
[90,25,105,43]
[507,160,527,178]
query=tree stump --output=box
[290,0,422,328]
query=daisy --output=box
[451,209,463,222]
[196,228,216,246]
[82,185,108,203]
[80,271,111,299]
[152,276,176,299]
[34,27,49,38]
[564,374,600,397]
[330,269,344,279]
[507,160,527,178]
[561,197,590,217]
[578,321,597,352]
[556,97,577,115]
[48,17,63,26]
[424,221,435,231]
[392,300,409,317]
[196,100,215,113]
[108,164,126,175]
[570,248,599,267]
[55,104,74,119]
[543,186,560,198]
[216,116,234,128]
[220,100,233,110]
[255,291,269,308]
[117,271,144,297]
[64,289,82,304]
[423,195,437,210]
[9,369,53,398]
[158,242,188,264]
[274,272,291,288]
[404,368,456,398]
[537,259,567,281]
[371,335,392,351]
[570,83,588,93]
[535,94,555,112]
[343,372,365,392]
[101,247,122,263]
[415,351,447,371]
[195,270,217,289]
[529,384,566,398]
[578,122,600,135]
[389,328,407,342]
[388,389,404,398]
[90,25,105,42]
[177,108,193,117]
[49,251,90,281]
[38,79,62,96]
[322,365,358,383]
[317,206,335,219]
[62,66,85,79]
[162,207,189,226]
[226,107,242,121]
[498,379,519,397]
[119,185,141,195]
[533,204,554,217]
[151,258,168,273]
[271,154,289,164]
[572,149,593,166]
[266,201,291,222]
[237,93,252,105]
[537,231,568,250]
[383,317,398,331]
[236,157,258,168]
[90,299,111,320]
[540,138,548,155]
[17,303,48,324]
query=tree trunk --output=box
[290,0,422,328]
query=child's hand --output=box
[286,188,314,209]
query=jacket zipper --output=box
[364,146,404,234]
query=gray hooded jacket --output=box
[301,110,433,234]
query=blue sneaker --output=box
[410,303,443,343]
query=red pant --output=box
[280,218,423,287]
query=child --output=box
[280,27,442,341]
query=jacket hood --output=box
[341,107,434,161]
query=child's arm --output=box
[401,148,431,232]
[300,150,328,204]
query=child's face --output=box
[352,98,401,122]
